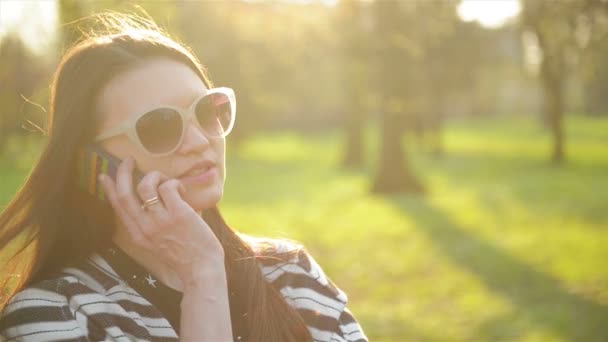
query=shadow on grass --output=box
[414,150,608,227]
[389,195,608,341]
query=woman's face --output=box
[95,58,225,212]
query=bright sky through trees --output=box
[0,0,521,54]
[457,0,521,28]
[0,0,57,54]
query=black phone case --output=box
[77,145,144,201]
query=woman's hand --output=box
[101,157,234,341]
[99,157,225,286]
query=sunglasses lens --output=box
[135,108,182,154]
[194,93,233,137]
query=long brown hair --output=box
[0,13,312,341]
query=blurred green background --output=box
[1,0,607,341]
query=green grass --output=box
[2,115,607,341]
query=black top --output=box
[100,243,249,340]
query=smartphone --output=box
[77,145,144,201]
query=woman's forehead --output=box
[96,58,207,129]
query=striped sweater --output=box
[0,239,367,342]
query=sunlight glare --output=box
[457,0,521,29]
[0,0,58,54]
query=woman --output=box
[0,13,367,342]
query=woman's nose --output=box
[177,121,210,155]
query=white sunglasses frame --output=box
[94,87,236,157]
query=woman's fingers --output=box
[100,174,150,246]
[137,171,169,215]
[111,157,161,244]
[158,179,191,216]
[115,157,145,218]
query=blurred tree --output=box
[409,0,460,157]
[577,1,608,117]
[581,40,608,116]
[521,0,608,163]
[370,1,424,194]
[0,34,46,152]
[58,0,87,49]
[335,0,370,169]
[521,0,575,163]
[176,1,296,146]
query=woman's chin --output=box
[183,185,223,212]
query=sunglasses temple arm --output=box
[95,122,130,142]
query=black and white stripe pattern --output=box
[1,239,367,341]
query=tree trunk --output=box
[430,111,444,158]
[372,111,424,194]
[338,0,367,169]
[428,76,445,157]
[545,79,565,163]
[540,55,566,164]
[341,109,364,168]
[369,0,424,194]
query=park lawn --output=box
[1,115,607,341]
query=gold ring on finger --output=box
[141,196,161,211]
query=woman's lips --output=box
[178,166,217,185]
